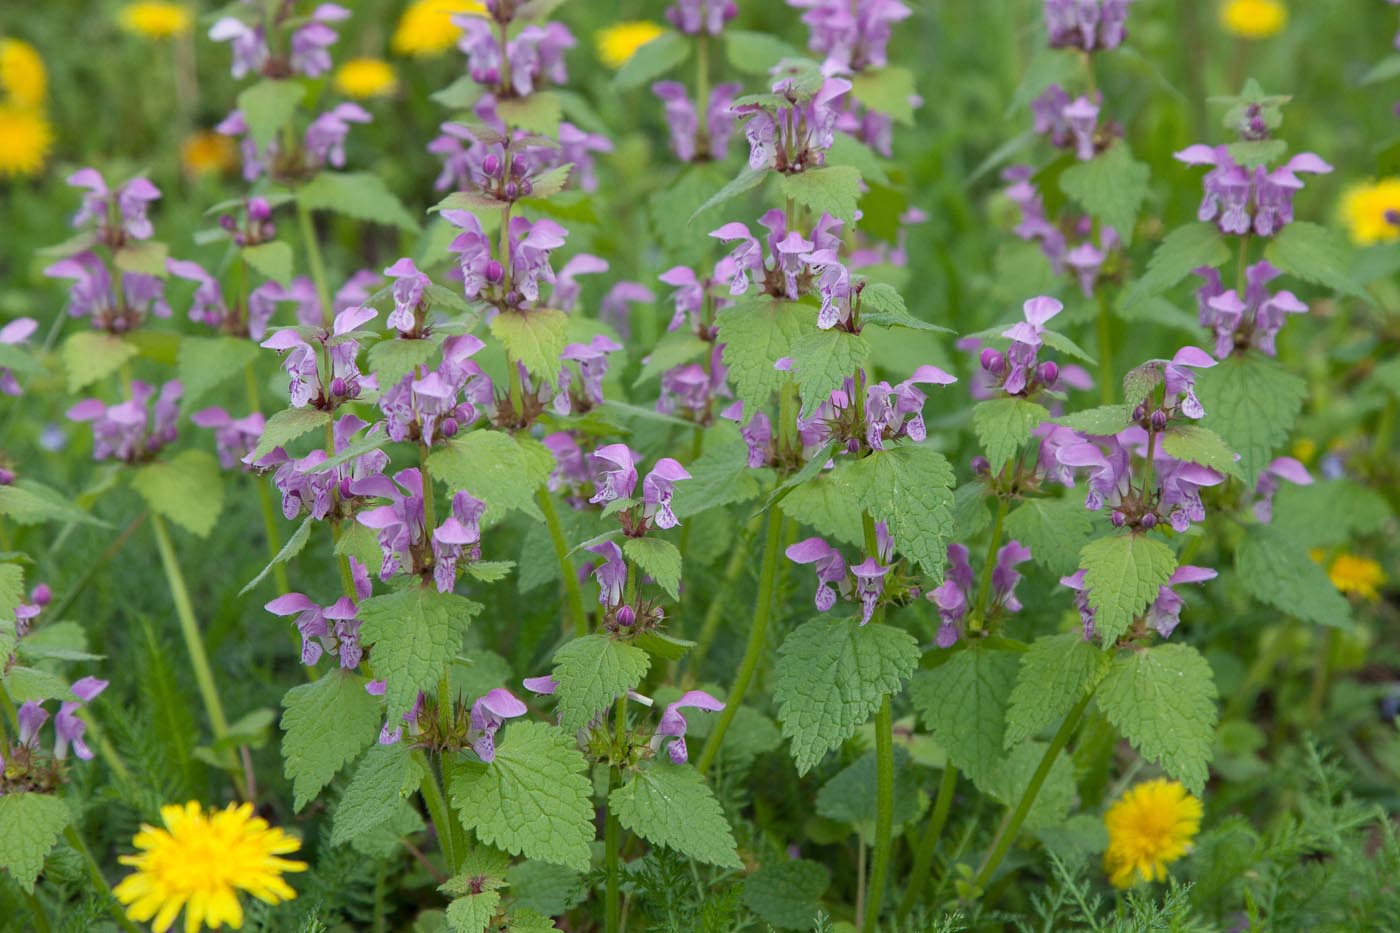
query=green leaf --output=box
[790,329,871,416]
[251,407,331,460]
[1264,221,1367,300]
[0,563,22,629]
[551,634,650,732]
[782,469,866,548]
[1158,424,1244,481]
[774,618,920,775]
[444,889,498,933]
[972,397,1048,473]
[634,331,708,387]
[1039,329,1098,365]
[1058,143,1150,245]
[1195,352,1307,483]
[1005,633,1109,747]
[623,537,682,600]
[240,515,313,596]
[910,645,1019,788]
[1118,222,1230,312]
[281,670,383,811]
[0,794,71,892]
[131,450,225,538]
[177,335,259,413]
[724,30,800,76]
[952,482,992,541]
[1004,497,1097,577]
[741,859,830,930]
[489,308,567,385]
[780,166,863,225]
[496,91,562,136]
[358,587,482,720]
[299,172,422,233]
[1079,534,1177,645]
[238,79,305,147]
[331,744,424,846]
[369,336,439,389]
[612,31,689,89]
[1054,404,1131,435]
[815,746,921,826]
[1236,526,1351,629]
[114,240,169,277]
[691,165,769,222]
[609,763,741,868]
[450,721,593,871]
[1271,480,1393,550]
[441,848,509,933]
[3,666,69,702]
[1098,643,1218,794]
[838,445,955,578]
[242,240,294,285]
[427,431,553,522]
[850,66,917,125]
[673,428,763,517]
[0,479,109,527]
[715,298,814,413]
[858,282,954,333]
[64,331,136,393]
[986,740,1076,829]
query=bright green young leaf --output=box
[132,449,225,538]
[299,172,422,233]
[1196,351,1307,483]
[0,479,109,527]
[850,66,917,125]
[610,763,742,868]
[240,514,313,596]
[910,645,1019,789]
[1159,424,1244,481]
[428,431,553,523]
[1058,142,1150,245]
[551,634,650,733]
[281,670,383,811]
[742,858,830,930]
[1236,526,1352,629]
[369,336,439,388]
[1079,534,1177,645]
[1054,404,1131,434]
[357,587,481,720]
[489,308,568,385]
[64,331,136,393]
[790,329,871,416]
[176,335,259,413]
[623,536,682,600]
[716,297,814,414]
[1004,497,1097,577]
[237,79,305,146]
[114,240,169,277]
[496,91,562,136]
[251,407,331,460]
[838,445,956,578]
[781,165,863,225]
[1118,222,1230,311]
[973,397,1048,474]
[1264,221,1367,300]
[612,32,689,89]
[242,240,293,285]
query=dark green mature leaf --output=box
[781,165,863,225]
[1079,534,1177,645]
[790,329,870,416]
[815,746,920,827]
[716,298,814,413]
[1271,480,1393,549]
[0,793,71,892]
[1058,142,1150,245]
[132,450,225,538]
[612,31,689,90]
[610,764,742,868]
[910,645,1019,789]
[330,745,424,846]
[177,335,259,413]
[673,428,763,517]
[552,634,650,732]
[1004,497,1097,577]
[742,859,830,930]
[1005,633,1108,747]
[1196,352,1307,483]
[839,445,956,577]
[282,670,382,811]
[358,587,481,719]
[490,308,567,384]
[782,469,866,548]
[1264,221,1367,300]
[238,79,305,146]
[972,397,1048,474]
[1098,643,1218,794]
[774,618,919,775]
[1118,222,1230,311]
[986,740,1076,829]
[450,722,593,871]
[1236,526,1352,629]
[299,172,422,232]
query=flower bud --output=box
[441,417,459,438]
[31,584,51,606]
[980,348,1005,374]
[481,153,500,177]
[339,476,353,499]
[617,605,636,627]
[1037,360,1059,388]
[504,181,519,200]
[486,260,505,284]
[1132,403,1147,423]
[260,221,277,241]
[248,197,272,222]
[517,179,532,198]
[970,455,990,476]
[1150,409,1168,432]
[1140,512,1157,530]
[330,376,347,397]
[219,214,238,232]
[0,467,14,486]
[1111,510,1126,527]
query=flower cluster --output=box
[1065,564,1216,642]
[1043,0,1131,52]
[789,0,911,72]
[1175,145,1331,238]
[737,73,853,174]
[2,677,108,795]
[266,557,372,668]
[977,296,1067,397]
[666,0,737,35]
[653,81,742,163]
[355,468,487,592]
[787,526,893,624]
[928,540,1032,646]
[210,3,350,80]
[67,380,182,463]
[1192,260,1308,358]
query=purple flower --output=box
[555,335,622,415]
[1004,167,1069,272]
[1057,432,1134,513]
[1145,566,1216,638]
[17,678,108,763]
[385,258,431,334]
[543,432,591,493]
[0,317,37,396]
[1175,145,1331,237]
[432,491,487,593]
[354,468,428,579]
[790,0,912,71]
[723,402,775,468]
[1157,458,1226,532]
[651,690,725,764]
[736,76,852,173]
[1194,261,1307,359]
[864,364,957,450]
[556,122,613,192]
[191,408,266,470]
[589,444,639,505]
[67,167,161,243]
[1044,0,1131,51]
[1060,569,1096,639]
[929,544,975,647]
[304,103,372,171]
[552,254,609,313]
[653,81,700,162]
[600,282,654,338]
[67,380,182,463]
[1001,296,1063,395]
[290,4,350,78]
[787,537,848,612]
[666,0,737,35]
[209,16,269,79]
[260,305,376,409]
[46,252,169,332]
[642,459,691,530]
[509,217,570,303]
[991,540,1033,612]
[849,557,888,624]
[470,688,527,762]
[1252,456,1311,523]
[588,541,627,607]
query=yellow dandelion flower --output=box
[1341,179,1400,246]
[1103,779,1202,889]
[595,21,666,70]
[180,130,237,179]
[1220,0,1287,39]
[1324,553,1386,601]
[392,0,486,58]
[335,57,398,99]
[0,38,47,108]
[1291,437,1317,465]
[114,801,307,933]
[0,105,53,178]
[119,2,193,40]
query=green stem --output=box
[21,888,51,933]
[295,197,333,327]
[695,505,784,775]
[245,361,289,594]
[605,771,622,933]
[1306,628,1339,726]
[896,765,958,922]
[64,826,143,933]
[1096,289,1114,406]
[863,696,895,933]
[970,495,1010,632]
[973,690,1093,893]
[415,750,463,874]
[538,489,588,636]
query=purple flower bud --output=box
[486,260,505,284]
[339,476,353,499]
[1037,360,1059,387]
[518,179,532,198]
[980,348,1005,374]
[482,153,500,177]
[0,467,14,485]
[617,605,636,627]
[971,455,990,476]
[32,584,52,606]
[219,214,238,232]
[1111,510,1126,527]
[330,376,347,397]
[505,181,519,199]
[248,197,272,222]
[1150,409,1168,432]
[260,221,276,240]
[1132,402,1147,422]
[1141,512,1157,530]
[441,417,459,438]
